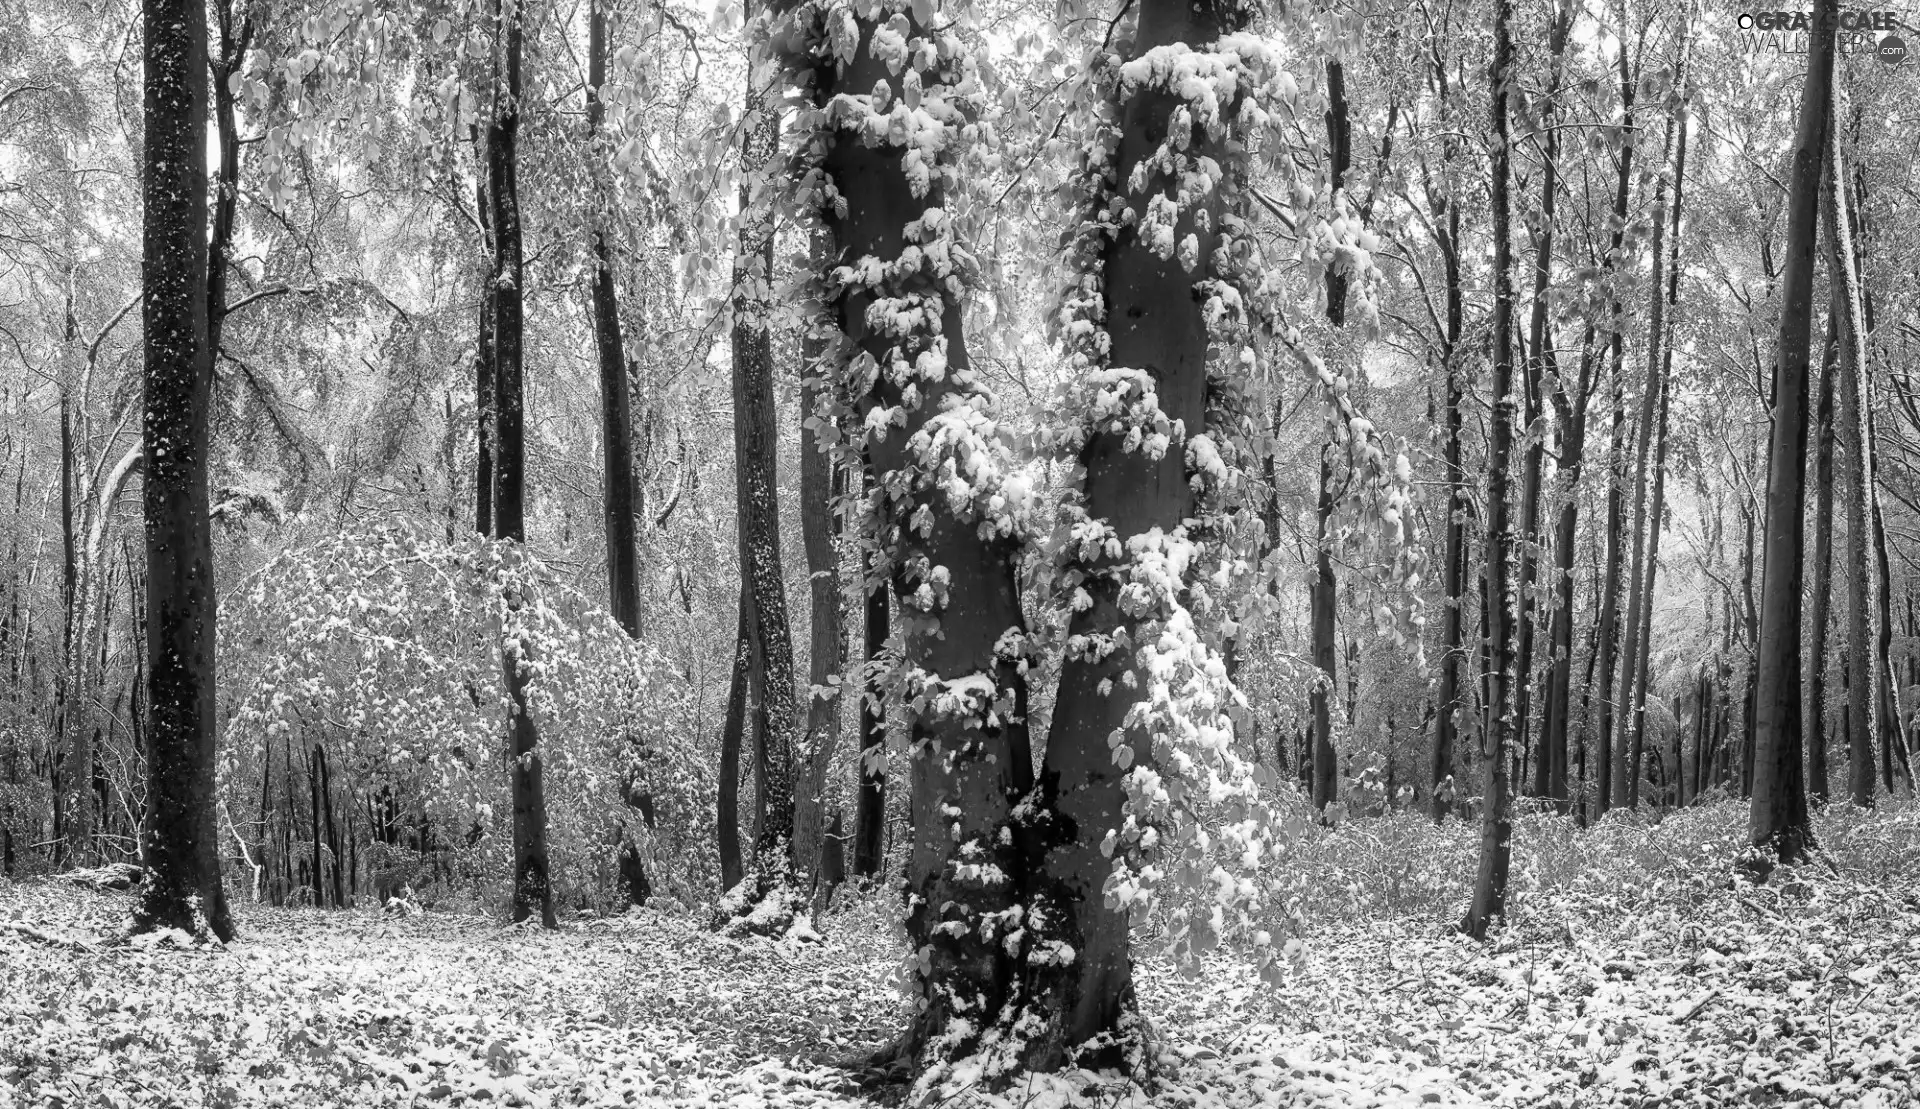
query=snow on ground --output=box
[2,800,1917,1108]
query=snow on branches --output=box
[221,524,707,904]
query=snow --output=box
[8,801,1912,1108]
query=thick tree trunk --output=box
[788,0,1033,1062]
[730,71,798,874]
[488,0,555,928]
[588,0,641,639]
[1746,0,1835,869]
[133,0,234,941]
[1463,0,1516,940]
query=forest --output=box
[2,0,1919,1103]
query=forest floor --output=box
[3,800,1918,1109]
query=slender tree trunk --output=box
[474,144,496,538]
[1617,111,1677,810]
[1463,0,1516,940]
[1747,0,1835,868]
[852,524,887,880]
[1430,39,1469,821]
[1627,75,1691,808]
[717,604,749,892]
[133,0,233,940]
[1520,9,1570,801]
[794,330,843,894]
[588,0,641,638]
[488,0,554,928]
[1831,108,1875,809]
[1310,58,1351,813]
[1807,293,1838,806]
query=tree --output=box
[587,0,642,640]
[488,0,556,928]
[132,0,234,941]
[724,24,799,894]
[1746,0,1837,870]
[1830,83,1876,809]
[1462,0,1516,941]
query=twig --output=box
[1675,989,1720,1024]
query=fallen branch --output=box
[1676,989,1720,1025]
[2,920,99,953]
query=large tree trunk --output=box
[729,67,798,878]
[588,0,641,639]
[133,0,234,941]
[786,0,1033,1063]
[488,0,555,928]
[1746,0,1835,868]
[1032,0,1250,1053]
[1463,0,1516,940]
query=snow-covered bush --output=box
[218,522,714,911]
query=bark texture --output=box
[134,0,234,941]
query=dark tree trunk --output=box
[1463,0,1516,940]
[730,65,798,876]
[1429,32,1469,822]
[718,602,749,892]
[794,330,843,891]
[1524,7,1570,803]
[1746,0,1835,869]
[134,0,233,940]
[791,0,1033,1063]
[851,526,887,880]
[1807,291,1838,806]
[1618,108,1679,810]
[1627,77,1690,809]
[1308,58,1351,814]
[488,0,554,928]
[588,0,641,638]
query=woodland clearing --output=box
[3,800,1917,1109]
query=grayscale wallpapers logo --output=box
[1735,9,1912,61]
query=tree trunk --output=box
[730,67,798,877]
[851,524,887,880]
[1309,58,1350,813]
[717,603,749,892]
[1429,37,1469,822]
[1746,0,1835,869]
[1463,0,1516,940]
[791,0,1035,1062]
[588,0,641,639]
[1617,111,1677,811]
[1830,104,1875,809]
[793,336,843,895]
[133,0,234,940]
[1807,291,1838,806]
[488,0,554,928]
